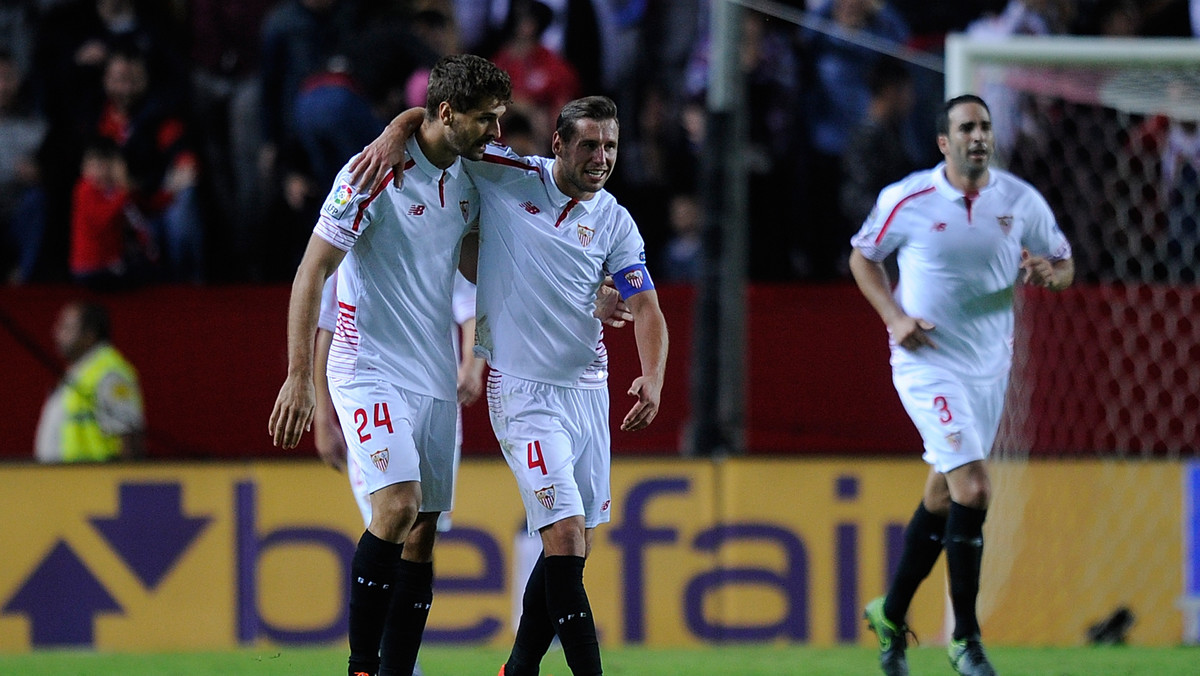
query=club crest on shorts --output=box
[577,224,594,247]
[535,485,556,510]
[371,448,390,472]
[945,431,963,452]
[997,215,1013,236]
[624,269,644,289]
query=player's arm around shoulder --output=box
[621,289,668,432]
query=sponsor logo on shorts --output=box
[535,485,556,510]
[577,224,594,246]
[945,431,962,452]
[601,500,610,512]
[624,269,644,289]
[371,448,390,472]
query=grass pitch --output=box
[0,644,1195,675]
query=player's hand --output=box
[594,277,633,328]
[621,376,661,431]
[889,316,937,351]
[268,375,316,449]
[348,122,413,191]
[458,368,484,406]
[1020,249,1057,289]
[314,414,347,472]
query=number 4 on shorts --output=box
[527,440,547,475]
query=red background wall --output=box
[0,284,919,460]
[5,283,1192,460]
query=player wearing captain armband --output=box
[351,94,669,676]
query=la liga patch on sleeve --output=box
[324,183,356,218]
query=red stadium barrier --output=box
[8,282,1188,460]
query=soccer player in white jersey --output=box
[313,271,485,530]
[850,94,1074,676]
[268,55,512,676]
[351,95,669,676]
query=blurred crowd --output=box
[0,0,1197,288]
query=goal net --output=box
[946,34,1200,643]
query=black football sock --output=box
[945,501,987,640]
[378,559,434,676]
[883,502,947,624]
[544,555,601,676]
[348,531,403,676]
[504,553,555,676]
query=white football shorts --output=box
[330,378,458,513]
[487,372,612,535]
[892,361,1009,474]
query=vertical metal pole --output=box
[690,0,747,456]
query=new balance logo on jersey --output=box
[577,224,595,246]
[520,201,541,215]
[408,204,427,216]
[931,222,948,232]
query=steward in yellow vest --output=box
[34,302,145,462]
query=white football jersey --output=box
[314,136,479,401]
[467,145,649,388]
[851,163,1072,379]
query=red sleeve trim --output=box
[875,186,936,245]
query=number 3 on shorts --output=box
[527,440,547,475]
[353,402,395,443]
[933,395,953,424]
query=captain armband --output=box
[612,263,655,298]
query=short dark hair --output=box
[937,94,990,136]
[76,302,112,342]
[555,96,619,143]
[425,55,512,120]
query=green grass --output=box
[0,644,1195,675]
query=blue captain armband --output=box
[612,263,655,298]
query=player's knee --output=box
[540,516,587,557]
[403,514,440,562]
[369,483,422,542]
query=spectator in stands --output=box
[841,57,919,234]
[31,0,185,283]
[0,47,48,284]
[93,46,202,282]
[800,0,910,280]
[68,137,155,288]
[490,0,581,152]
[291,55,385,191]
[659,192,702,284]
[187,0,275,282]
[35,299,145,462]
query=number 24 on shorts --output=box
[353,402,394,443]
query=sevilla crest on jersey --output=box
[577,224,594,247]
[997,215,1013,236]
